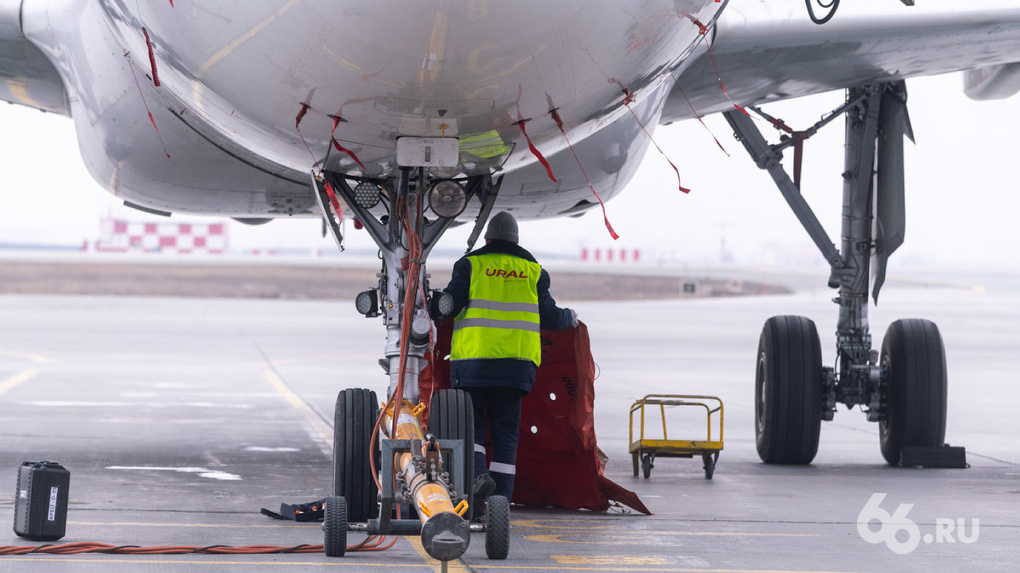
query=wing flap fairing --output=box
[0,0,68,114]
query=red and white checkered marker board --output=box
[580,247,640,263]
[96,218,228,254]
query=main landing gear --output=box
[725,82,948,465]
[313,167,510,561]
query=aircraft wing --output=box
[0,3,67,114]
[662,1,1020,123]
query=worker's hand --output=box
[569,309,579,327]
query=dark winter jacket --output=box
[441,240,573,394]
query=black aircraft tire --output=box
[323,495,347,558]
[334,388,379,523]
[879,319,948,465]
[755,315,824,465]
[484,495,511,560]
[429,389,475,519]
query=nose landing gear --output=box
[314,168,510,561]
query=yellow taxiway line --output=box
[265,371,333,448]
[0,368,38,395]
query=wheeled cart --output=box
[628,394,724,479]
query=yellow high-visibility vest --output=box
[451,253,542,366]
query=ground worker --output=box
[438,211,577,509]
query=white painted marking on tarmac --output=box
[97,418,229,425]
[0,369,38,395]
[243,446,300,452]
[106,466,242,481]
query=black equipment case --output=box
[13,461,70,541]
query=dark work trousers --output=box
[463,386,524,500]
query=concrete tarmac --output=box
[0,271,1017,572]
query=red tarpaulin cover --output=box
[422,320,650,515]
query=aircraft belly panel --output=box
[18,0,722,216]
[94,0,720,179]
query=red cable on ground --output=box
[0,539,403,555]
[550,109,619,240]
[142,28,160,87]
[124,52,170,159]
[0,543,322,555]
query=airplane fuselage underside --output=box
[21,0,722,219]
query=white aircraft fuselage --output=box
[15,0,721,219]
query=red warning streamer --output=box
[618,87,689,194]
[323,180,344,223]
[515,84,557,183]
[581,49,688,193]
[330,117,369,173]
[142,28,160,87]
[668,75,729,156]
[125,52,170,159]
[294,103,321,170]
[678,12,748,116]
[550,109,619,241]
[516,120,557,184]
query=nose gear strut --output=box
[313,168,510,561]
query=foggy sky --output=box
[1,73,1017,269]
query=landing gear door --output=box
[872,82,910,304]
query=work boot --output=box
[472,473,495,521]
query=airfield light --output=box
[432,290,456,318]
[355,289,379,317]
[427,181,467,219]
[353,181,382,209]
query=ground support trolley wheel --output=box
[702,452,718,479]
[334,388,379,523]
[323,495,347,557]
[641,452,654,479]
[484,495,510,560]
[629,394,724,479]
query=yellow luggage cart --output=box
[628,394,724,479]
